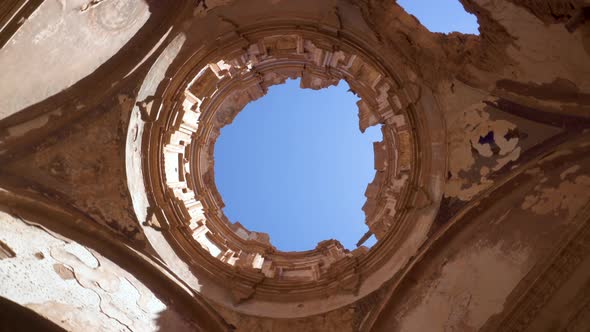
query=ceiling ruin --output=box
[0,0,589,331]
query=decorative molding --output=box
[144,27,428,305]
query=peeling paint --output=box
[521,173,590,218]
[0,212,192,332]
[446,106,521,201]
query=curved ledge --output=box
[127,17,446,316]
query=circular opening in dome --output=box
[214,78,381,252]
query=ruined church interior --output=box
[1,0,590,331]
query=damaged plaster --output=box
[522,163,590,218]
[1,0,589,331]
[446,105,521,201]
[0,211,195,332]
[395,240,530,332]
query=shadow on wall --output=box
[154,308,212,332]
[0,296,66,332]
[0,293,202,332]
[0,297,217,332]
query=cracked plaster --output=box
[0,211,195,332]
[445,105,521,201]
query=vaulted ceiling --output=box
[0,1,589,331]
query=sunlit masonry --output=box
[0,0,589,331]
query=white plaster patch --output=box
[0,213,110,328]
[32,16,65,44]
[0,212,174,332]
[63,242,99,268]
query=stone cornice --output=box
[158,32,415,300]
[140,21,443,312]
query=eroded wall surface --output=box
[372,134,590,331]
[0,0,589,331]
[0,0,150,118]
[0,211,198,331]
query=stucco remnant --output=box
[446,105,521,201]
[0,212,196,332]
[522,166,590,218]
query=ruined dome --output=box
[145,28,432,313]
[1,0,589,331]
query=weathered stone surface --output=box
[0,212,200,332]
[0,0,589,331]
[1,93,147,243]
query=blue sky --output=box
[214,3,479,252]
[398,0,479,34]
[215,79,381,251]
